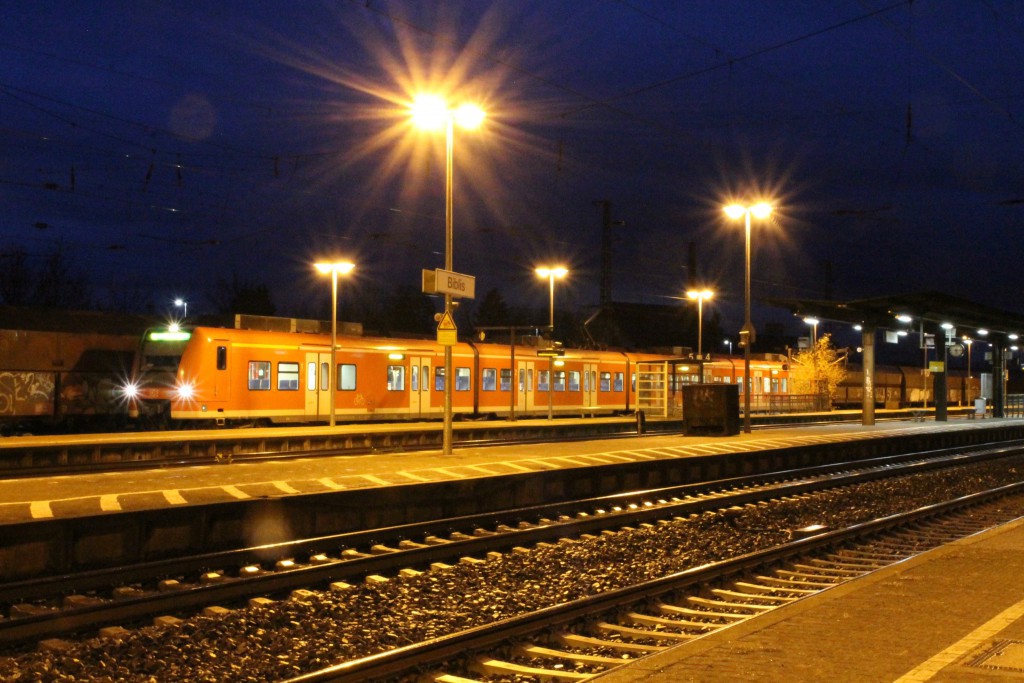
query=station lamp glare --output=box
[1011,334,1020,341]
[897,330,908,337]
[896,314,913,323]
[803,317,819,326]
[978,329,989,336]
[853,324,863,331]
[941,322,954,330]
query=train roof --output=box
[0,305,158,336]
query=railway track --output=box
[2,444,1023,680]
[290,486,1024,683]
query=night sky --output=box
[3,1,1023,334]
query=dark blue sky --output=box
[3,1,1023,333]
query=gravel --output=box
[1,458,1021,682]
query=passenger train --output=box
[124,316,795,427]
[0,309,991,434]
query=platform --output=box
[593,515,1024,683]
[0,417,1016,525]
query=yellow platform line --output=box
[30,501,53,519]
[163,490,187,505]
[893,595,1024,682]
[222,485,250,499]
[360,474,392,486]
[272,481,299,494]
[396,471,431,482]
[99,494,121,512]
[317,477,346,489]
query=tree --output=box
[473,288,511,327]
[0,247,31,305]
[210,274,276,316]
[0,241,91,309]
[789,333,848,408]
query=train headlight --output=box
[121,382,139,400]
[177,382,195,400]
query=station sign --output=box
[423,268,475,299]
[537,348,564,358]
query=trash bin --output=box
[974,397,987,419]
[682,384,740,436]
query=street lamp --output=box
[315,261,355,427]
[724,201,772,433]
[411,94,485,455]
[174,298,187,320]
[536,266,568,420]
[686,289,713,358]
[724,339,733,355]
[804,316,819,346]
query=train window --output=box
[614,372,624,392]
[500,368,512,391]
[277,362,299,391]
[411,365,419,392]
[387,365,405,391]
[600,372,611,391]
[537,370,549,392]
[568,371,580,392]
[456,367,471,391]
[217,346,227,370]
[321,362,329,391]
[553,371,566,392]
[339,364,356,391]
[583,371,590,393]
[308,363,317,391]
[434,367,445,391]
[248,361,271,391]
[482,368,497,391]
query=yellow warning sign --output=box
[437,310,457,346]
[437,311,456,330]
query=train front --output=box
[122,325,193,427]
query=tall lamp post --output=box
[174,298,187,320]
[686,289,713,358]
[315,261,355,427]
[536,266,568,420]
[804,317,819,346]
[724,202,772,434]
[411,94,485,455]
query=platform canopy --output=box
[768,291,1024,339]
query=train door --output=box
[516,360,535,413]
[304,352,332,421]
[409,355,431,418]
[583,363,599,410]
[212,342,229,401]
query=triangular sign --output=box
[437,311,457,330]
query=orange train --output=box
[124,318,793,426]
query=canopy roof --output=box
[768,292,1024,340]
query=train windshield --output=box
[140,328,191,371]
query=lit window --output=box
[338,364,356,391]
[387,365,405,391]
[248,361,271,391]
[277,362,299,391]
